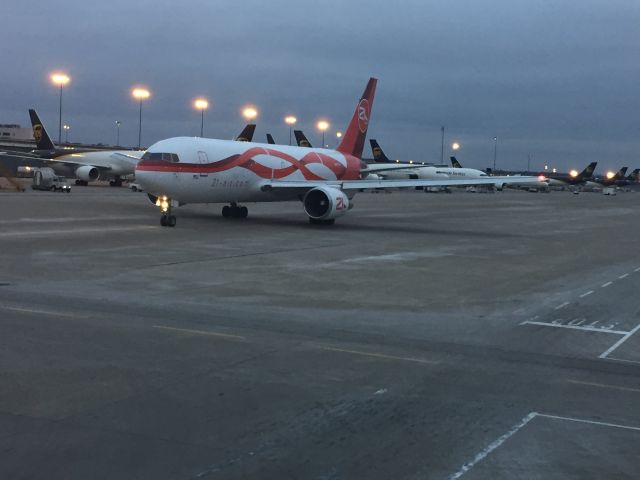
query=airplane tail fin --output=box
[294,130,312,148]
[336,77,377,158]
[369,139,390,163]
[450,156,463,168]
[236,124,256,142]
[628,168,640,182]
[580,162,597,179]
[266,133,275,145]
[616,167,628,179]
[28,109,56,151]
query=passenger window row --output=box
[142,152,180,162]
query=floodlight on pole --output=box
[317,120,329,148]
[242,106,258,122]
[63,124,70,143]
[132,87,151,149]
[193,98,209,137]
[284,115,297,145]
[50,72,71,144]
[452,142,460,151]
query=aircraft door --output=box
[197,151,208,177]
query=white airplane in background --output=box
[136,78,542,227]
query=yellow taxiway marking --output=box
[152,325,245,340]
[316,345,439,365]
[567,379,640,394]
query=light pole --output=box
[193,98,209,137]
[493,136,498,171]
[63,124,70,143]
[132,87,151,149]
[284,115,297,145]
[440,125,445,164]
[317,120,329,148]
[50,72,70,144]
[115,120,121,146]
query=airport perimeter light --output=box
[317,120,329,148]
[193,98,209,137]
[50,72,71,144]
[493,136,498,171]
[284,115,297,145]
[452,142,460,151]
[115,120,121,146]
[242,106,258,122]
[132,87,151,149]
[63,124,70,143]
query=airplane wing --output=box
[260,176,544,193]
[362,164,427,174]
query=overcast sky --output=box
[3,0,640,171]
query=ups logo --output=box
[33,124,43,143]
[372,147,382,158]
[301,140,310,147]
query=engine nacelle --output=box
[75,165,100,182]
[303,186,350,221]
[493,182,505,191]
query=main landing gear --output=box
[109,177,123,187]
[75,179,89,186]
[222,203,248,219]
[156,196,176,227]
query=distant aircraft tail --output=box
[294,130,313,148]
[627,168,640,182]
[236,124,256,142]
[336,77,377,158]
[369,139,391,163]
[579,162,597,180]
[614,166,628,180]
[266,133,276,144]
[28,109,56,151]
[450,156,463,168]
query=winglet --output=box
[336,77,377,158]
[28,109,56,151]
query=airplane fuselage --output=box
[136,137,362,204]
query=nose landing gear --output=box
[222,203,248,219]
[156,196,177,227]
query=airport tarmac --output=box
[1,185,639,479]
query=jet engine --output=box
[303,186,350,222]
[75,165,100,182]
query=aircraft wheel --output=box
[109,180,115,187]
[240,206,248,218]
[222,205,230,218]
[160,215,168,227]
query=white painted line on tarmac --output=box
[0,305,85,318]
[537,413,640,432]
[0,215,149,225]
[599,323,640,359]
[554,302,570,310]
[153,325,245,340]
[0,225,156,238]
[634,267,640,273]
[316,345,439,365]
[448,412,538,480]
[618,273,630,279]
[579,290,594,298]
[601,281,613,288]
[567,379,640,394]
[521,320,627,335]
[448,411,640,478]
[606,357,640,366]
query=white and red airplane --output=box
[136,78,541,227]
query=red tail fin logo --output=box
[357,99,370,133]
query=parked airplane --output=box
[136,78,541,227]
[539,162,598,187]
[594,167,628,187]
[369,139,489,181]
[1,109,145,186]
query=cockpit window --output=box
[141,152,180,162]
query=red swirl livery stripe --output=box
[137,147,361,181]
